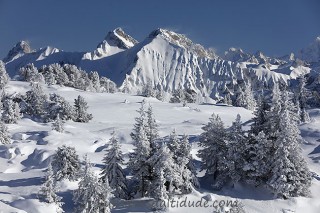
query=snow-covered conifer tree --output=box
[100,77,117,93]
[142,82,156,97]
[149,143,177,199]
[100,131,128,199]
[74,156,112,213]
[73,95,92,123]
[178,134,199,192]
[0,60,9,90]
[167,129,180,156]
[1,98,21,124]
[44,71,57,86]
[267,91,312,198]
[146,105,159,151]
[52,114,64,133]
[250,95,270,135]
[52,145,80,181]
[170,86,185,103]
[39,164,64,212]
[295,77,310,123]
[226,114,246,184]
[198,113,228,189]
[24,82,48,118]
[46,93,74,121]
[129,102,152,197]
[0,121,11,144]
[235,82,256,110]
[243,131,272,185]
[89,71,101,92]
[19,63,44,83]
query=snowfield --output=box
[0,80,319,213]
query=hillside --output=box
[0,80,319,212]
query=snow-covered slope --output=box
[1,81,320,213]
[3,29,318,100]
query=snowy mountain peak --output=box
[297,35,320,63]
[3,40,32,62]
[223,47,259,63]
[82,28,138,60]
[104,27,138,49]
[148,28,216,59]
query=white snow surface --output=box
[4,28,314,101]
[0,81,319,213]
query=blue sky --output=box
[1,0,319,58]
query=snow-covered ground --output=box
[0,81,319,213]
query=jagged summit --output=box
[104,27,138,49]
[297,35,320,63]
[3,40,32,62]
[148,28,216,59]
[82,28,138,60]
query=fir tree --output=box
[100,77,117,93]
[73,95,92,123]
[0,121,11,144]
[39,164,64,212]
[129,121,151,197]
[243,131,272,185]
[52,114,64,133]
[178,134,199,192]
[52,145,80,181]
[100,131,128,199]
[250,95,270,135]
[235,81,256,110]
[1,98,21,124]
[146,104,159,151]
[295,77,310,123]
[198,113,228,189]
[24,82,48,118]
[46,93,74,121]
[267,91,312,198]
[226,114,247,184]
[170,86,185,103]
[128,102,152,197]
[89,71,101,92]
[73,156,112,213]
[0,60,9,90]
[149,143,177,199]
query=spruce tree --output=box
[146,104,159,151]
[47,93,74,121]
[100,131,128,199]
[243,131,272,185]
[129,102,151,197]
[250,95,270,135]
[74,156,112,213]
[39,164,64,212]
[0,60,9,90]
[295,77,310,123]
[1,98,21,124]
[198,113,228,189]
[0,121,11,144]
[52,145,80,181]
[73,95,92,123]
[235,81,256,110]
[24,82,48,118]
[267,91,312,198]
[149,143,177,199]
[52,114,64,133]
[178,134,199,192]
[226,114,246,184]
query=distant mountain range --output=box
[3,28,320,101]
